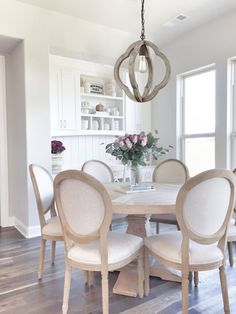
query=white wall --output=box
[5,41,28,228]
[0,0,138,236]
[152,9,236,168]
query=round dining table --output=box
[104,182,181,297]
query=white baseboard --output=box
[14,217,41,238]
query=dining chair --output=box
[150,159,189,233]
[54,170,144,314]
[29,164,64,279]
[82,160,127,229]
[144,169,236,313]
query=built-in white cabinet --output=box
[50,56,125,136]
[50,65,79,133]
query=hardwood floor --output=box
[1,224,236,313]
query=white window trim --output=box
[228,57,236,170]
[177,64,216,166]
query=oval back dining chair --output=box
[29,164,63,279]
[150,159,189,233]
[82,160,127,228]
[54,170,143,314]
[145,169,236,313]
[82,160,115,183]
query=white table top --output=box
[104,183,181,215]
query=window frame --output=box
[177,65,216,173]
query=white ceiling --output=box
[17,0,236,45]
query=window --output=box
[178,67,216,176]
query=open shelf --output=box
[80,93,123,101]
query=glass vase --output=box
[130,165,140,186]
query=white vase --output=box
[51,154,63,175]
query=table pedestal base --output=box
[113,214,181,297]
[113,264,139,297]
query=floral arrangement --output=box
[105,131,172,167]
[51,140,66,154]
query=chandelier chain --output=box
[140,0,145,41]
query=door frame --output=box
[0,55,11,227]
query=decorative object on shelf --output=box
[96,103,105,111]
[111,107,119,116]
[51,140,66,174]
[105,131,172,184]
[105,79,117,97]
[92,119,100,130]
[114,120,120,131]
[104,122,110,131]
[84,79,104,94]
[114,0,171,102]
[81,119,89,130]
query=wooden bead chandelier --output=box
[114,0,171,103]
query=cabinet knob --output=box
[64,120,66,128]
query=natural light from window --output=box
[181,69,215,176]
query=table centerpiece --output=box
[105,130,172,185]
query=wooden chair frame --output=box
[29,164,63,279]
[145,169,236,313]
[54,170,143,314]
[150,159,189,233]
[81,159,115,182]
[82,159,127,229]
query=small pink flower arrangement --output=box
[106,131,171,166]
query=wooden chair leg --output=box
[85,271,94,287]
[219,265,230,314]
[137,248,144,298]
[38,238,46,280]
[156,222,160,234]
[101,268,109,314]
[227,241,234,267]
[194,271,199,287]
[144,247,150,297]
[51,241,56,265]
[62,263,72,314]
[182,271,189,314]
[188,271,193,282]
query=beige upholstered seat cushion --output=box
[227,218,236,241]
[145,231,224,265]
[68,232,143,265]
[42,216,63,237]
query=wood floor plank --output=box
[0,225,236,313]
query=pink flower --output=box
[133,135,138,144]
[141,136,147,147]
[125,138,132,149]
[119,140,125,147]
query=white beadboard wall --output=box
[52,135,121,171]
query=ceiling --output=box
[17,0,236,45]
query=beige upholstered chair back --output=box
[29,164,54,217]
[152,159,189,184]
[54,170,112,245]
[176,169,236,245]
[82,160,114,183]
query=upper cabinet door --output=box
[50,64,79,131]
[60,69,79,130]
